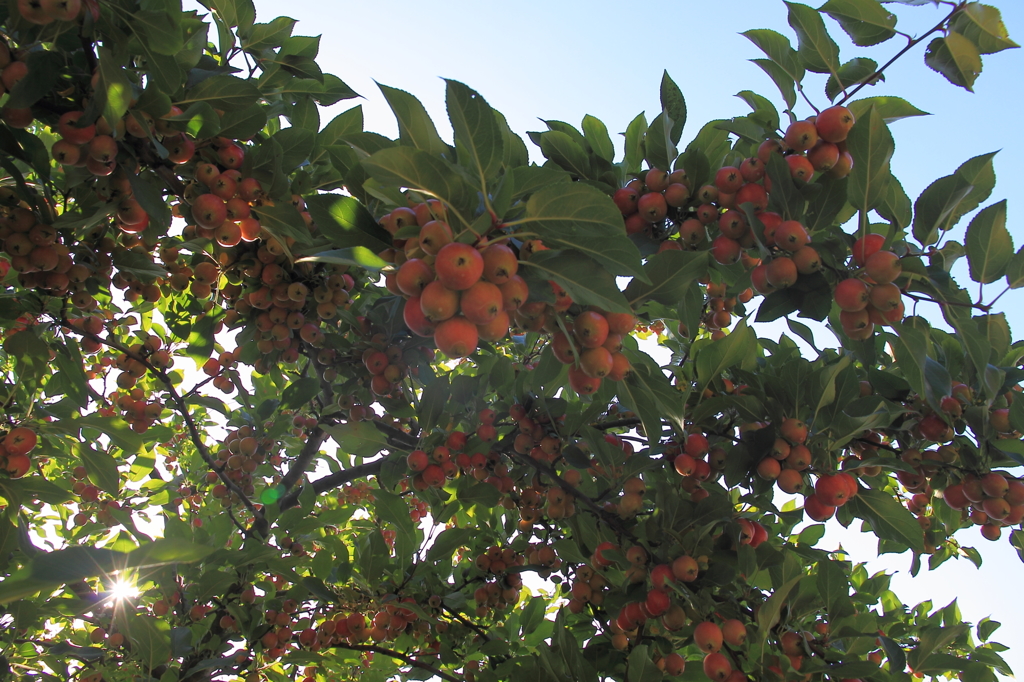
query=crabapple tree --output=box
[0,0,1021,681]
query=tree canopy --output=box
[0,0,1021,681]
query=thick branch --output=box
[277,458,385,510]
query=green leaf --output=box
[622,347,687,435]
[624,250,710,306]
[758,575,803,635]
[847,95,929,123]
[912,174,974,247]
[820,0,897,46]
[200,0,255,28]
[847,486,925,552]
[96,47,133,128]
[134,10,184,55]
[127,171,172,232]
[742,29,806,83]
[217,103,268,140]
[877,175,912,229]
[112,249,169,283]
[6,51,62,109]
[949,3,1019,54]
[816,559,850,620]
[319,106,363,147]
[77,444,120,495]
[272,127,316,172]
[426,526,470,564]
[446,79,504,184]
[825,57,880,101]
[166,102,221,139]
[181,75,262,110]
[846,104,893,214]
[522,251,630,314]
[695,320,758,395]
[242,16,296,52]
[660,71,687,145]
[752,58,799,110]
[73,415,145,453]
[889,322,930,406]
[925,31,982,92]
[786,1,842,75]
[627,644,664,682]
[964,200,1012,283]
[374,490,417,570]
[539,131,592,179]
[3,330,48,392]
[280,55,324,83]
[281,377,321,410]
[736,90,781,132]
[644,112,677,173]
[516,182,647,281]
[295,247,388,271]
[378,83,450,157]
[362,147,473,212]
[304,194,390,250]
[252,202,312,246]
[623,112,647,175]
[1004,246,1024,288]
[418,376,450,432]
[321,422,392,457]
[581,115,614,163]
[186,313,219,370]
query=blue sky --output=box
[196,0,1024,671]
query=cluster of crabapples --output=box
[666,431,728,502]
[0,426,38,478]
[470,546,526,616]
[69,466,124,527]
[207,426,277,501]
[551,309,637,395]
[0,36,61,128]
[835,233,907,337]
[358,340,422,398]
[928,469,1024,541]
[384,204,523,358]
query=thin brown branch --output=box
[278,458,385,510]
[331,643,461,682]
[837,2,968,106]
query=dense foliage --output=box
[0,0,1020,680]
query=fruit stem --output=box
[836,2,968,107]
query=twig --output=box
[331,643,461,682]
[836,2,967,106]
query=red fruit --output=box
[403,297,436,337]
[499,275,529,311]
[650,564,675,589]
[613,187,640,215]
[568,365,601,395]
[459,281,503,325]
[804,493,836,521]
[852,234,885,266]
[3,427,36,457]
[711,236,741,265]
[784,121,818,153]
[721,619,747,646]
[829,151,854,178]
[665,183,691,207]
[605,312,636,335]
[671,555,698,582]
[477,310,510,342]
[815,473,851,507]
[765,257,797,289]
[396,258,434,297]
[715,167,744,194]
[665,653,686,676]
[807,140,840,172]
[694,621,723,653]
[786,154,815,181]
[793,246,821,274]
[703,652,732,682]
[834,278,869,312]
[757,457,781,481]
[434,317,478,358]
[192,194,228,230]
[918,413,950,442]
[418,220,453,255]
[638,192,668,223]
[645,588,671,617]
[481,244,518,284]
[420,281,460,322]
[645,168,671,192]
[407,450,429,472]
[58,111,96,145]
[579,346,614,378]
[775,221,809,252]
[434,243,484,291]
[573,311,609,349]
[735,182,768,212]
[981,472,1009,499]
[816,106,856,143]
[864,250,901,284]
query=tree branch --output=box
[331,643,461,682]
